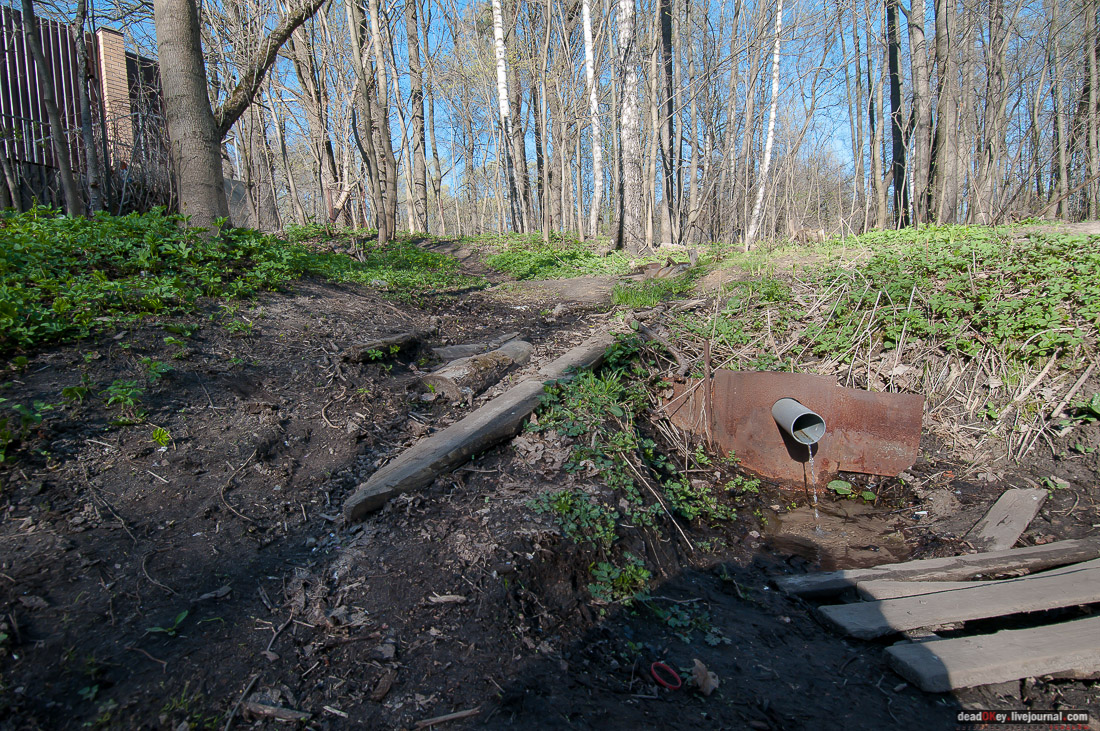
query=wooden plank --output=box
[421,340,532,401]
[819,562,1100,639]
[857,558,1100,600]
[773,537,1100,597]
[887,615,1100,692]
[964,488,1048,551]
[343,332,614,521]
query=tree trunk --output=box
[22,0,82,215]
[582,0,603,238]
[153,0,230,228]
[368,0,399,236]
[405,0,428,232]
[744,0,783,249]
[907,0,932,224]
[346,0,389,243]
[616,0,645,253]
[72,0,102,212]
[1088,0,1099,218]
[930,0,959,223]
[973,0,1007,223]
[657,0,678,245]
[422,3,447,235]
[886,0,909,227]
[491,0,525,232]
[867,0,887,230]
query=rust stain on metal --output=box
[663,371,924,487]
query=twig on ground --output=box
[414,707,481,729]
[141,550,177,595]
[224,674,260,731]
[220,450,258,524]
[126,645,168,672]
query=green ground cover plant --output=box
[527,336,749,607]
[484,233,635,279]
[0,208,482,354]
[676,225,1099,369]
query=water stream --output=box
[806,446,823,533]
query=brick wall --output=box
[96,27,131,163]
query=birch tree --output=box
[744,0,783,250]
[582,0,603,238]
[491,0,526,231]
[616,0,645,252]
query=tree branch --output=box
[214,0,328,139]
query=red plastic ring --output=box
[650,661,682,690]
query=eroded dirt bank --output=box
[1,263,1098,729]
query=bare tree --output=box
[153,0,325,229]
[490,0,526,231]
[744,0,782,249]
[616,0,645,253]
[582,0,603,238]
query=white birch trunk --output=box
[744,0,783,250]
[617,0,645,252]
[582,0,604,238]
[491,0,523,231]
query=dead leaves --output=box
[692,658,720,696]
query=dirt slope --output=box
[1,248,1097,729]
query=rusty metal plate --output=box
[662,371,924,488]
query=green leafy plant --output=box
[530,490,618,550]
[151,427,171,448]
[146,610,188,637]
[224,319,254,336]
[0,399,54,462]
[485,235,632,280]
[588,553,651,606]
[62,384,90,404]
[612,275,695,308]
[139,357,174,383]
[101,380,143,409]
[0,207,482,354]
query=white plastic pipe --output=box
[772,398,826,446]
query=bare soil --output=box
[1,245,1098,730]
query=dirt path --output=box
[1,243,1097,729]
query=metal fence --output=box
[0,5,170,212]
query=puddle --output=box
[765,500,912,570]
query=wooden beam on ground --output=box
[431,332,521,360]
[421,340,532,401]
[343,331,615,521]
[818,561,1100,639]
[773,537,1100,597]
[887,615,1100,692]
[856,558,1100,600]
[964,488,1048,551]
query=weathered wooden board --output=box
[343,332,615,521]
[964,488,1048,551]
[421,340,532,400]
[819,562,1100,639]
[431,332,521,360]
[774,537,1100,597]
[857,558,1100,600]
[887,615,1100,692]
